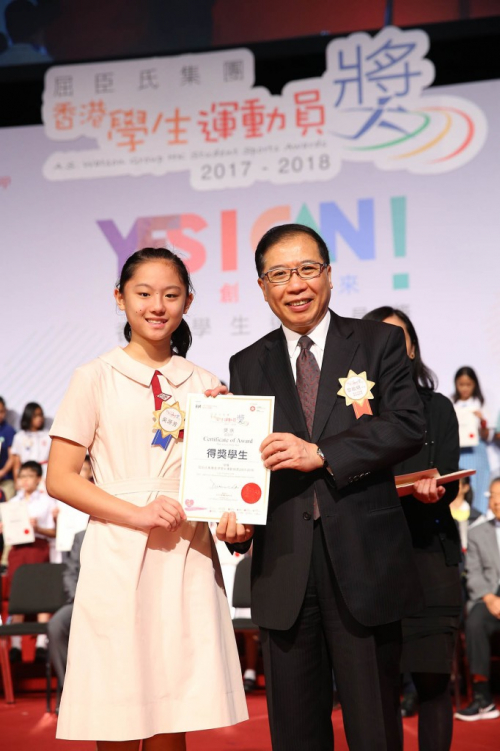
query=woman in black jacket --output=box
[364,307,461,751]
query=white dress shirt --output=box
[282,310,331,381]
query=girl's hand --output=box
[412,477,445,504]
[473,410,483,420]
[216,512,253,544]
[134,496,187,532]
[204,385,231,398]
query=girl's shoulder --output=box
[180,357,220,387]
[72,348,122,380]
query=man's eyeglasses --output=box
[261,262,328,285]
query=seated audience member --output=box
[11,402,51,481]
[455,477,500,721]
[0,486,6,564]
[0,460,56,662]
[0,396,16,500]
[48,529,85,687]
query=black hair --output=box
[255,223,330,277]
[459,475,473,505]
[0,396,5,407]
[363,306,437,390]
[84,454,91,463]
[19,460,43,477]
[20,402,44,431]
[453,366,484,405]
[117,247,193,358]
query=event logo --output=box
[42,27,487,189]
[99,196,410,289]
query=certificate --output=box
[395,468,476,497]
[0,500,35,545]
[55,502,89,552]
[179,394,275,524]
[456,408,479,447]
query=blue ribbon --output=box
[151,430,173,450]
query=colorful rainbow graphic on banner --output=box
[337,96,488,174]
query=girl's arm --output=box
[47,438,186,531]
[11,450,21,483]
[33,523,56,538]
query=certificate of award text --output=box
[179,394,275,524]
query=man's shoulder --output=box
[230,328,282,364]
[331,312,395,341]
[468,516,495,543]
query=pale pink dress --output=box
[49,347,248,741]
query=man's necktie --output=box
[295,335,321,519]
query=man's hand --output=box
[204,385,231,398]
[483,594,500,619]
[260,432,323,472]
[412,477,446,504]
[216,511,253,544]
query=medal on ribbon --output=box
[337,370,375,419]
[152,401,185,450]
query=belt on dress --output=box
[96,478,179,496]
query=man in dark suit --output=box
[217,223,426,750]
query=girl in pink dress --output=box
[47,248,248,750]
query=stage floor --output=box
[1,691,499,750]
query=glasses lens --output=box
[266,262,324,283]
[267,268,291,283]
[298,263,322,279]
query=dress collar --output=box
[99,347,194,387]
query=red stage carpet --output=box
[1,691,499,750]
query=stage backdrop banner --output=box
[1,28,500,461]
[41,27,486,189]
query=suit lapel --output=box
[312,312,359,442]
[259,331,307,435]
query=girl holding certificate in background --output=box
[47,248,248,750]
[364,307,461,751]
[452,366,491,515]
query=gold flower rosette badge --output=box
[152,401,185,448]
[337,370,375,419]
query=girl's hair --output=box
[362,306,437,390]
[459,476,473,505]
[21,402,44,431]
[117,247,193,358]
[453,366,485,405]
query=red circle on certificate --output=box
[241,483,262,504]
[24,529,30,535]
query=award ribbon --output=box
[337,370,375,419]
[151,370,184,450]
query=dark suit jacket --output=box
[394,390,461,566]
[229,311,426,630]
